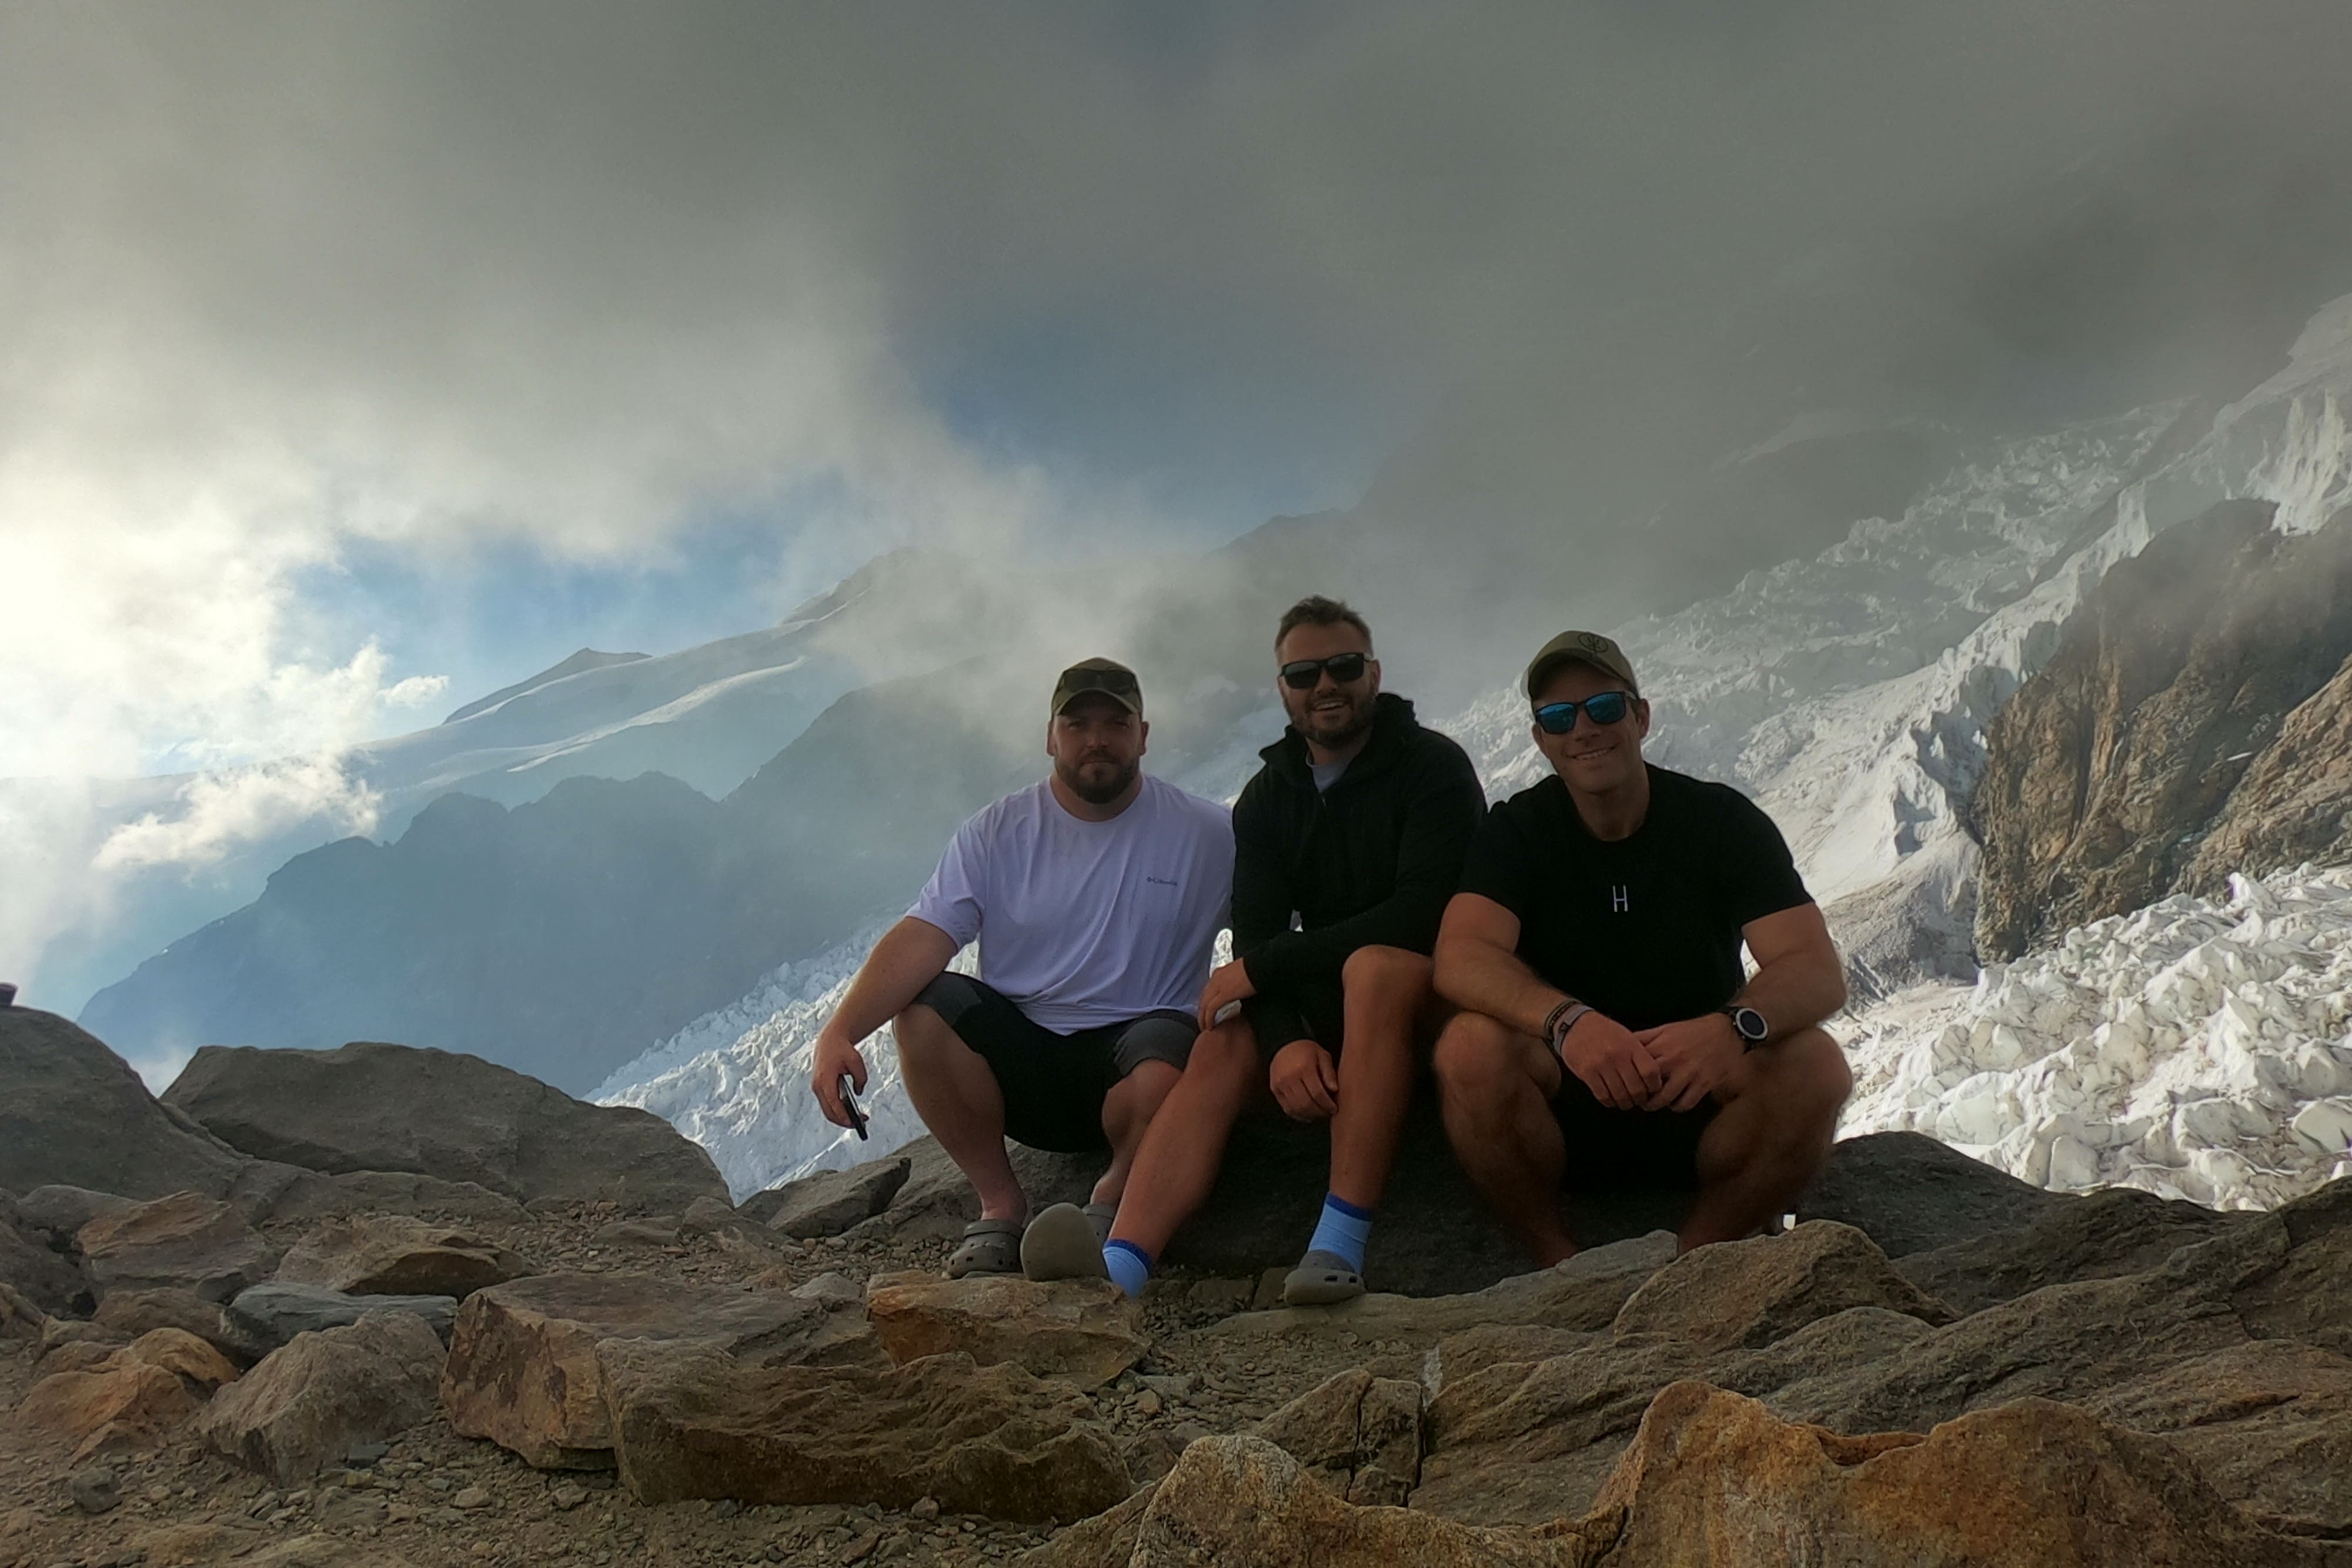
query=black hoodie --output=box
[1231,692,1487,1047]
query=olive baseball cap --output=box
[1525,630,1640,699]
[1051,657,1143,717]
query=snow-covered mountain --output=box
[599,295,2352,1208]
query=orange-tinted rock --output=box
[78,1192,275,1304]
[201,1312,444,1483]
[15,1363,200,1461]
[865,1272,1148,1389]
[1590,1381,2308,1566]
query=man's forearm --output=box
[825,917,960,1047]
[1735,950,1847,1041]
[1435,938,1569,1038]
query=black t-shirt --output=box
[1457,765,1812,1032]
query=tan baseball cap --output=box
[1050,657,1143,717]
[1524,630,1640,699]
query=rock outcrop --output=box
[199,1312,447,1483]
[227,1282,462,1351]
[1973,497,2352,960]
[604,1345,1134,1523]
[162,1041,729,1211]
[0,1008,249,1199]
[742,1155,912,1237]
[437,1272,860,1467]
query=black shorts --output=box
[913,973,1197,1154]
[1552,1069,1722,1192]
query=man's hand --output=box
[810,1028,870,1129]
[1268,1038,1339,1122]
[1196,959,1257,1030]
[1556,1011,1665,1111]
[1633,1015,1743,1112]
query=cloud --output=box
[95,754,386,873]
[5,1,2352,1003]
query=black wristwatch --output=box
[1723,1004,1769,1049]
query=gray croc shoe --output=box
[1021,1202,1111,1283]
[1282,1248,1365,1307]
[946,1217,1024,1278]
[1083,1202,1118,1244]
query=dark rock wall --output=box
[1972,498,2352,960]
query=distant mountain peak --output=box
[443,648,652,725]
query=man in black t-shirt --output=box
[1431,630,1853,1263]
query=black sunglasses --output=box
[1279,652,1371,690]
[1534,690,1634,733]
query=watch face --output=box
[1731,1007,1768,1042]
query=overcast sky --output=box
[5,0,2351,788]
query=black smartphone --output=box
[837,1072,869,1140]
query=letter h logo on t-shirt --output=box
[1611,884,1629,913]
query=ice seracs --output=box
[1845,865,2352,1209]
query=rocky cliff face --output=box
[1972,498,2352,961]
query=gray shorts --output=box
[913,972,1196,1152]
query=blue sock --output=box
[1102,1239,1152,1299]
[1306,1193,1374,1272]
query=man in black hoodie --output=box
[1028,596,1486,1305]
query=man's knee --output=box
[1185,1020,1260,1084]
[892,1003,954,1054]
[1728,1027,1850,1128]
[1342,943,1433,999]
[1432,1012,1524,1104]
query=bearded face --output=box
[1048,696,1147,805]
[1277,620,1379,753]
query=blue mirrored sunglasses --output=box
[1534,690,1633,734]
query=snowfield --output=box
[1843,866,2352,1209]
[601,294,2352,1211]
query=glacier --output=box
[601,294,2352,1211]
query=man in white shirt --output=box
[810,658,1235,1277]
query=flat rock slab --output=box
[78,1192,276,1305]
[1611,1222,1952,1351]
[274,1215,533,1298]
[604,1343,1134,1524]
[745,1155,912,1239]
[162,1040,729,1212]
[0,1009,249,1200]
[229,1282,460,1352]
[865,1272,1148,1389]
[201,1311,446,1483]
[1594,1382,2313,1567]
[1206,1232,1677,1353]
[439,1271,853,1467]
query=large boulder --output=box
[13,1185,137,1244]
[864,1272,1148,1389]
[1592,1381,2312,1567]
[273,1216,532,1298]
[199,1312,446,1483]
[0,1008,248,1199]
[77,1192,277,1304]
[603,1342,1134,1523]
[438,1272,864,1467]
[162,1041,727,1211]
